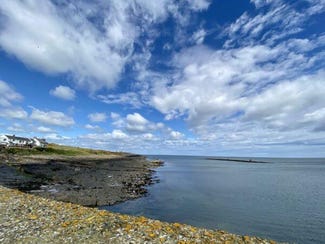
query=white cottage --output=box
[0,134,48,148]
[0,135,10,147]
[32,137,48,148]
[5,135,32,147]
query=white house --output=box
[0,135,48,148]
[5,135,32,147]
[32,137,48,148]
[0,135,10,147]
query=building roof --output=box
[33,137,48,144]
[5,135,31,141]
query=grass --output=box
[2,144,121,157]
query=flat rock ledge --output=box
[0,186,278,244]
[0,154,163,207]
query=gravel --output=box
[0,186,279,244]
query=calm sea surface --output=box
[102,156,325,244]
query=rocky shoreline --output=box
[0,149,280,243]
[0,185,278,243]
[0,152,163,206]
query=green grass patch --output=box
[2,144,120,157]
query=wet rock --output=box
[0,154,162,207]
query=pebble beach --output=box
[0,185,278,243]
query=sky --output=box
[0,0,324,157]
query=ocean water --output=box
[102,156,325,243]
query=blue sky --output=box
[0,0,325,156]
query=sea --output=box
[101,156,325,244]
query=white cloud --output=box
[7,123,25,132]
[126,113,149,132]
[303,108,325,122]
[44,133,70,140]
[223,0,324,47]
[0,0,208,93]
[187,0,211,11]
[191,29,206,45]
[0,1,213,94]
[145,0,325,150]
[0,107,28,119]
[126,113,148,125]
[169,130,184,140]
[244,72,325,125]
[110,112,125,128]
[132,0,173,20]
[250,0,274,8]
[77,130,162,153]
[151,45,265,124]
[80,129,129,141]
[303,108,325,132]
[36,126,54,133]
[50,85,76,100]
[0,80,23,107]
[85,124,101,131]
[111,129,129,140]
[97,92,142,108]
[110,112,120,120]
[30,108,75,127]
[150,35,324,127]
[0,1,323,156]
[109,112,182,141]
[142,133,156,141]
[88,112,107,123]
[124,112,166,133]
[0,1,134,92]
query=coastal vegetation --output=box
[1,143,125,156]
[2,143,123,157]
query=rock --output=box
[243,235,251,242]
[0,154,162,207]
